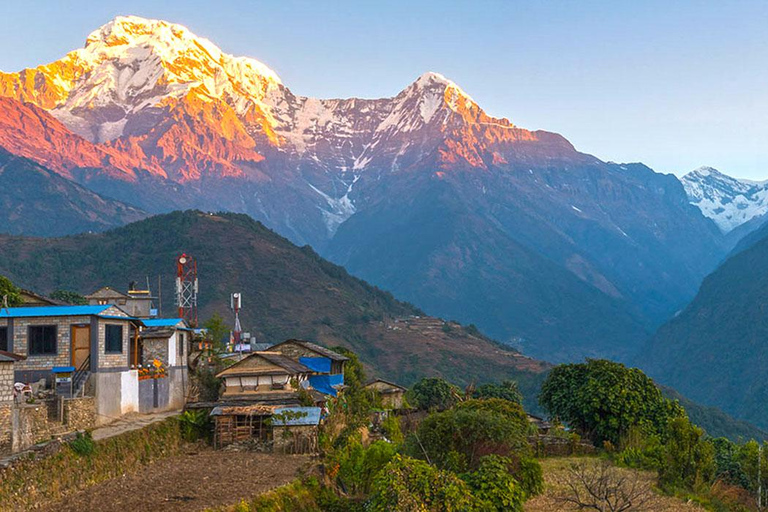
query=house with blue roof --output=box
[0,302,191,425]
[265,339,348,397]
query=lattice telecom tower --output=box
[175,253,199,327]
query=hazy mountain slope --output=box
[327,170,651,362]
[0,149,146,236]
[640,228,768,429]
[0,210,548,402]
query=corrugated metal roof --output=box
[142,318,188,328]
[272,406,322,426]
[216,352,312,378]
[0,305,112,318]
[270,339,349,361]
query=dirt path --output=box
[91,410,180,441]
[39,449,311,512]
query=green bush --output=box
[178,409,212,442]
[659,417,716,491]
[367,454,479,511]
[473,380,523,404]
[405,404,529,472]
[69,431,96,457]
[381,414,404,444]
[332,440,397,497]
[463,455,526,511]
[406,377,461,412]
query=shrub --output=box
[463,455,526,511]
[178,409,212,442]
[472,380,523,404]
[69,432,96,457]
[367,454,479,511]
[659,417,716,491]
[405,404,529,472]
[332,440,397,497]
[406,377,461,412]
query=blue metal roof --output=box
[0,305,113,318]
[272,406,322,426]
[142,318,188,328]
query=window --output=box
[105,324,123,353]
[28,325,57,355]
[0,326,7,351]
[178,332,184,357]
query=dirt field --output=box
[524,457,702,512]
[38,448,311,512]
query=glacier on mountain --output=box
[681,166,768,233]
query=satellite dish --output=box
[179,256,187,265]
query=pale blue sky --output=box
[1,1,767,179]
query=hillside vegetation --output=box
[0,210,548,403]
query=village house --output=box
[0,304,189,424]
[266,339,348,396]
[216,351,313,401]
[85,285,157,318]
[365,379,407,410]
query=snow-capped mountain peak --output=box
[682,166,768,233]
[3,15,283,143]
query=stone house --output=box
[267,339,348,375]
[216,351,312,400]
[0,305,187,424]
[365,379,407,410]
[85,286,156,319]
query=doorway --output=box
[71,324,91,368]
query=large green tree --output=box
[407,377,461,412]
[539,359,685,446]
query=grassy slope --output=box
[0,210,548,408]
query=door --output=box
[71,325,91,368]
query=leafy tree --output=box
[0,275,21,307]
[406,402,530,472]
[473,380,523,404]
[463,455,527,511]
[659,416,716,490]
[202,313,229,348]
[331,346,379,421]
[50,290,88,305]
[539,359,685,445]
[367,454,479,511]
[407,377,461,412]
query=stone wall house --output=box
[0,305,141,425]
[216,352,312,400]
[364,379,407,410]
[266,339,348,375]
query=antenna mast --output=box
[175,254,199,327]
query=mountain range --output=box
[0,15,759,363]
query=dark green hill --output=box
[0,149,147,236]
[0,210,549,407]
[640,227,768,429]
[661,386,767,442]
